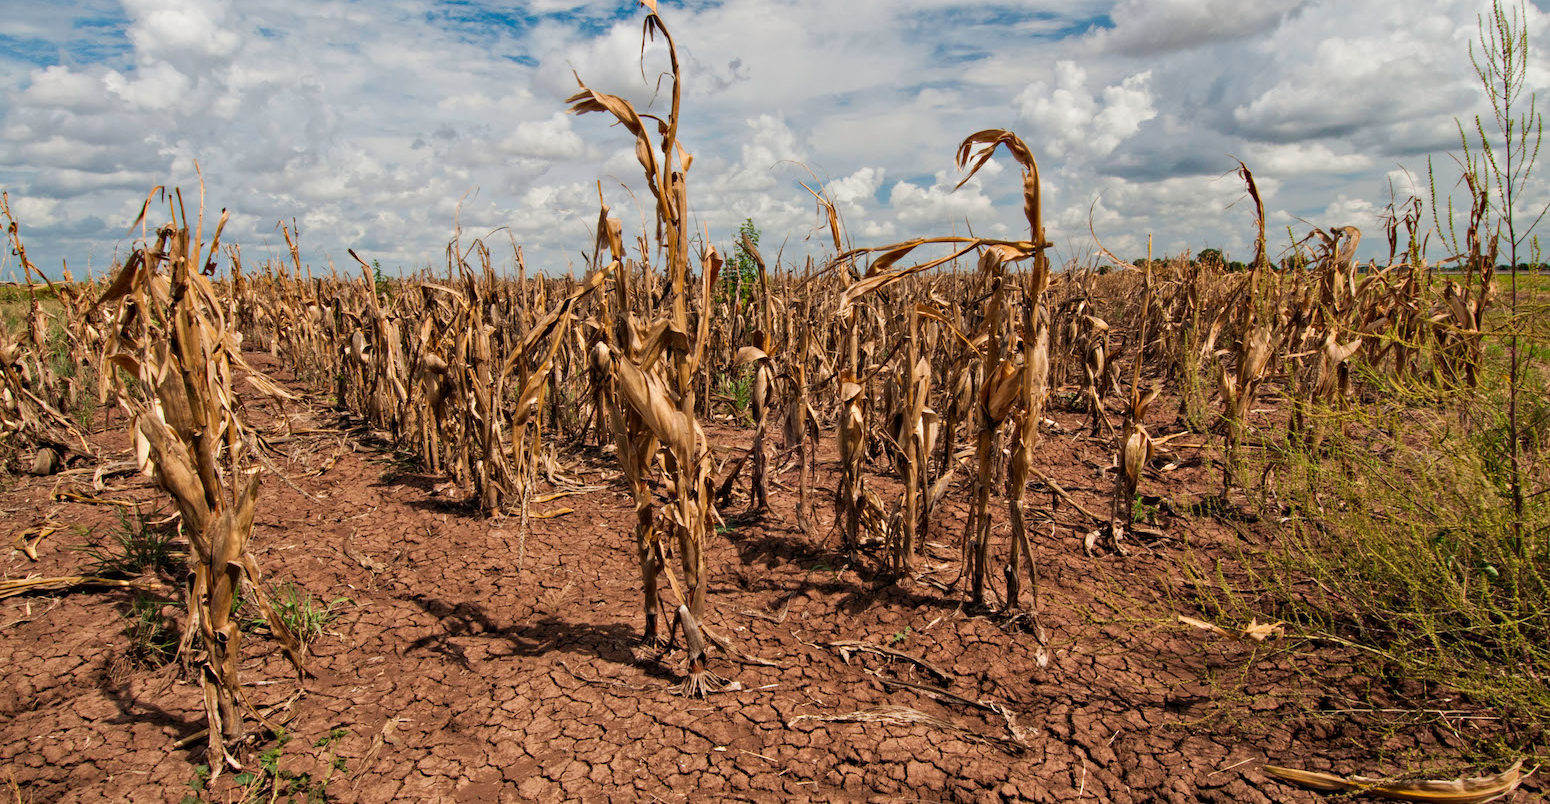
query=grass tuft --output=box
[77,508,182,579]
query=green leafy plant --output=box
[230,726,349,803]
[77,508,181,579]
[180,764,210,804]
[315,727,349,749]
[371,259,392,298]
[1458,0,1547,549]
[723,218,760,307]
[1190,386,1550,760]
[888,626,912,647]
[713,367,755,423]
[124,594,180,668]
[1132,495,1160,525]
[237,582,349,646]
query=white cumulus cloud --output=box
[0,0,1541,276]
[1016,61,1157,159]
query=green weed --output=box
[179,764,210,804]
[1190,381,1550,762]
[77,508,181,579]
[228,726,350,803]
[123,594,180,669]
[237,582,349,646]
[713,367,755,423]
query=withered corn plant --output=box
[828,129,1053,605]
[834,267,872,556]
[1002,268,1051,611]
[892,303,931,572]
[784,261,821,535]
[1216,167,1275,493]
[830,238,984,569]
[0,194,98,472]
[733,229,775,514]
[955,130,1053,610]
[591,199,667,647]
[239,227,599,524]
[568,0,727,695]
[1104,256,1158,547]
[99,187,304,774]
[1431,168,1497,390]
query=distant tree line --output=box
[1107,249,1550,274]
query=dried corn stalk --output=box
[570,2,727,695]
[1090,242,1158,549]
[100,187,304,775]
[1262,760,1525,804]
[0,195,96,470]
[955,129,1051,609]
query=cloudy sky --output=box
[2,0,1547,280]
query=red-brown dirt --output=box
[1,354,1538,803]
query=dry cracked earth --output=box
[2,354,1540,803]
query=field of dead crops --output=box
[3,4,1549,804]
